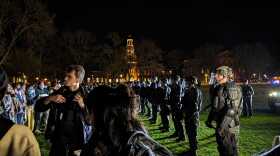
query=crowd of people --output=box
[0,77,62,133]
[0,64,268,156]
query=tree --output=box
[0,0,55,76]
[233,42,273,79]
[135,40,164,77]
[163,49,186,74]
[193,43,225,69]
[60,30,97,66]
[5,48,41,76]
[93,32,128,77]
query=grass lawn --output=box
[140,113,280,156]
[37,112,280,156]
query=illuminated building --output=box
[126,35,140,81]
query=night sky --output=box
[47,2,280,54]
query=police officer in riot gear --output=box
[159,78,171,132]
[242,80,254,117]
[139,81,147,115]
[206,71,220,124]
[149,77,159,124]
[181,76,202,156]
[206,66,243,156]
[145,81,153,118]
[169,75,185,141]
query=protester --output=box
[81,84,173,156]
[26,84,37,131]
[15,82,27,125]
[35,65,90,156]
[0,68,41,156]
[33,81,49,134]
[1,84,16,122]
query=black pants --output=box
[33,111,41,132]
[160,102,170,129]
[185,118,198,151]
[49,137,80,156]
[140,97,146,114]
[151,102,158,122]
[216,128,238,156]
[145,100,152,117]
[243,96,253,116]
[171,107,184,138]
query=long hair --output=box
[85,84,144,156]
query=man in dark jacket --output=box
[181,76,202,156]
[169,75,185,141]
[35,65,89,156]
[159,78,171,132]
[242,80,254,117]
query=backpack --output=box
[225,82,243,117]
[223,82,243,127]
[126,131,173,156]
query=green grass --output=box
[36,134,50,156]
[140,113,280,156]
[200,84,273,111]
[37,113,280,156]
[36,84,277,156]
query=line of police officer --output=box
[131,66,243,156]
[131,75,202,155]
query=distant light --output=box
[44,78,48,81]
[35,77,39,80]
[269,92,279,97]
[272,80,280,85]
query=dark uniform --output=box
[242,83,254,117]
[181,77,202,155]
[169,77,185,140]
[207,80,243,156]
[149,81,158,124]
[132,82,141,113]
[139,82,146,115]
[206,81,219,124]
[158,81,170,132]
[144,82,152,118]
